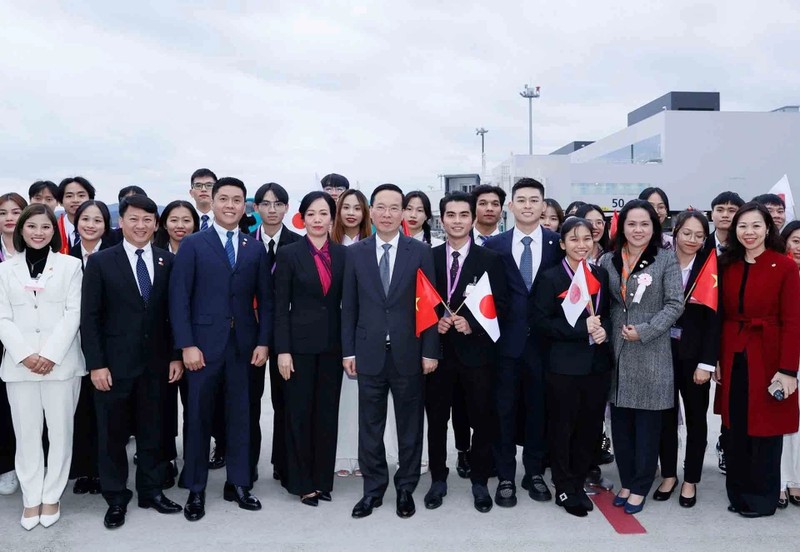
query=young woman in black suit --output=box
[654,211,719,507]
[531,217,613,517]
[274,191,346,506]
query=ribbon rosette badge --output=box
[632,272,652,304]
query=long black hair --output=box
[154,200,199,249]
[719,202,784,267]
[74,200,112,241]
[574,203,609,252]
[612,199,663,262]
[403,190,433,244]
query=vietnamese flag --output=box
[688,252,719,311]
[609,210,619,241]
[416,269,442,336]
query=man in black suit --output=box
[252,182,302,483]
[424,192,509,513]
[342,183,439,519]
[484,178,562,507]
[81,195,184,529]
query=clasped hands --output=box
[22,353,55,376]
[586,315,607,344]
[438,314,472,335]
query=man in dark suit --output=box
[252,182,302,483]
[81,195,184,529]
[424,192,509,513]
[342,183,439,519]
[484,177,562,507]
[170,177,272,521]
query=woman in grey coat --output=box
[599,200,683,514]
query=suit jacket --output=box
[169,227,272,363]
[433,242,509,367]
[0,252,85,382]
[531,262,612,375]
[80,243,177,379]
[674,249,721,366]
[484,226,562,358]
[69,239,113,268]
[252,224,302,271]
[274,238,345,355]
[341,233,439,376]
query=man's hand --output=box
[693,368,711,385]
[182,346,205,371]
[451,314,472,335]
[168,361,184,383]
[91,368,113,391]
[278,353,294,381]
[438,316,453,334]
[343,358,357,377]
[251,346,268,367]
[422,358,438,375]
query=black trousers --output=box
[451,383,471,453]
[358,352,424,498]
[546,371,610,495]
[70,374,98,479]
[0,380,15,474]
[282,351,343,496]
[162,380,179,462]
[611,405,662,496]
[726,352,783,515]
[248,360,266,482]
[268,351,287,479]
[658,345,711,483]
[425,356,495,485]
[95,371,167,506]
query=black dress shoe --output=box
[208,447,226,470]
[73,476,92,495]
[424,481,447,510]
[318,491,332,502]
[103,505,126,529]
[396,490,415,518]
[556,491,588,517]
[472,484,493,513]
[301,494,319,507]
[352,496,383,518]
[727,505,740,513]
[138,493,183,514]
[739,509,772,518]
[184,491,205,522]
[223,482,262,511]
[578,490,594,511]
[679,484,697,508]
[456,451,471,479]
[522,474,552,502]
[653,480,679,501]
[495,480,517,508]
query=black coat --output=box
[674,249,721,366]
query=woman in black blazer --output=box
[274,191,346,506]
[654,210,719,507]
[531,217,613,517]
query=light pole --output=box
[519,84,540,155]
[476,127,488,175]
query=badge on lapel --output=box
[158,257,164,266]
[632,272,652,304]
[242,237,248,247]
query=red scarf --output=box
[307,237,332,295]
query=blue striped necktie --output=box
[520,236,533,291]
[135,249,152,302]
[200,214,209,231]
[225,231,236,267]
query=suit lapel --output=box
[151,247,169,301]
[234,233,252,270]
[450,247,481,307]
[387,236,411,299]
[113,246,144,304]
[297,241,324,298]
[361,237,387,300]
[203,228,232,269]
[329,243,345,295]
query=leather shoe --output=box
[456,451,471,479]
[138,493,182,514]
[472,484,493,513]
[739,509,772,518]
[103,505,126,529]
[318,491,332,502]
[495,480,517,508]
[424,481,447,510]
[89,476,102,494]
[522,474,552,502]
[223,483,261,511]
[301,493,319,507]
[578,490,594,511]
[612,492,628,507]
[624,496,646,515]
[556,492,588,517]
[396,490,415,518]
[208,446,226,470]
[653,479,679,501]
[184,491,205,522]
[352,496,383,518]
[73,476,92,495]
[679,484,697,508]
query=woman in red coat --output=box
[716,202,800,517]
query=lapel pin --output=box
[158,257,164,266]
[772,263,777,267]
[548,240,553,245]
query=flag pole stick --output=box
[683,280,698,306]
[441,299,456,317]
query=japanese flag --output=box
[770,174,795,224]
[462,272,500,342]
[561,260,592,327]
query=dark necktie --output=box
[520,236,533,291]
[73,229,81,247]
[379,243,391,295]
[225,231,236,267]
[265,238,276,271]
[200,214,209,231]
[135,249,152,303]
[450,251,460,288]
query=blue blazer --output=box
[484,227,562,358]
[341,234,439,376]
[169,227,272,363]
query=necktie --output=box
[450,251,460,288]
[201,214,209,231]
[520,236,533,291]
[225,231,236,267]
[266,238,276,270]
[477,235,487,246]
[73,229,81,247]
[379,243,391,295]
[135,249,152,303]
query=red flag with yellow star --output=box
[416,268,442,336]
[688,252,718,311]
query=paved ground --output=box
[2,388,799,552]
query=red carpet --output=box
[591,491,648,534]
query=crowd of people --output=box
[0,170,798,532]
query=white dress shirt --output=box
[80,240,102,266]
[375,232,400,281]
[62,215,77,247]
[713,231,726,255]
[261,225,282,252]
[122,240,154,295]
[474,227,501,246]
[512,225,543,284]
[411,231,444,247]
[342,233,359,247]
[446,240,471,302]
[0,236,15,261]
[215,225,239,262]
[196,208,215,229]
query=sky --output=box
[0,0,798,206]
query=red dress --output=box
[718,249,800,437]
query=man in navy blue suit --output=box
[169,177,272,522]
[484,178,562,508]
[342,183,439,520]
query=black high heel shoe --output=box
[678,483,696,508]
[301,492,319,507]
[653,480,679,501]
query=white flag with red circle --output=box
[561,260,592,327]
[462,272,500,342]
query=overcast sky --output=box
[1,0,797,206]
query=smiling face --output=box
[509,187,544,228]
[647,192,668,225]
[166,206,195,244]
[212,185,245,230]
[441,201,473,242]
[22,213,55,250]
[0,200,23,237]
[340,194,364,230]
[786,229,800,269]
[675,217,707,258]
[560,224,594,264]
[303,198,333,239]
[583,209,606,243]
[61,182,90,217]
[735,210,768,254]
[623,208,653,250]
[77,205,106,243]
[120,206,157,249]
[403,197,427,233]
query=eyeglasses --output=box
[191,183,214,190]
[372,205,402,215]
[323,186,346,193]
[259,201,285,210]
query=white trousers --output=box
[5,378,81,508]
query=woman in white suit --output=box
[0,204,84,530]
